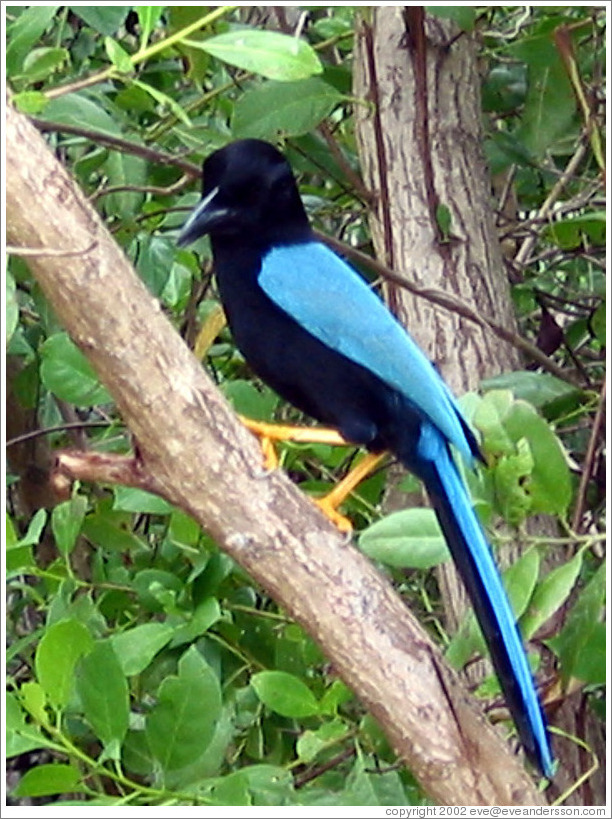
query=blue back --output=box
[259,241,473,462]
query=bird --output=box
[176,138,553,777]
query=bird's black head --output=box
[177,139,311,249]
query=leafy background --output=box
[5,5,606,807]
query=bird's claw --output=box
[314,496,354,535]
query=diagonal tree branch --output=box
[6,100,545,806]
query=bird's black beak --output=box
[176,186,231,247]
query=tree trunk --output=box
[353,8,605,803]
[354,5,523,643]
[354,8,521,390]
[6,98,547,806]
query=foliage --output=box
[6,5,605,806]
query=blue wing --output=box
[259,241,473,461]
[418,423,553,775]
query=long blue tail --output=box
[410,423,553,776]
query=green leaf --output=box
[473,389,516,456]
[544,212,606,250]
[104,36,132,73]
[502,399,572,516]
[103,151,147,220]
[19,681,49,726]
[192,29,322,81]
[18,508,48,547]
[6,272,19,343]
[6,691,50,758]
[39,93,122,137]
[521,550,583,639]
[435,202,452,239]
[7,692,27,731]
[162,706,235,788]
[40,332,112,406]
[233,78,343,140]
[82,509,144,553]
[514,39,576,158]
[20,46,69,83]
[167,7,213,82]
[590,302,606,345]
[169,597,222,646]
[571,622,606,685]
[35,619,94,709]
[135,235,175,297]
[6,514,19,549]
[145,646,222,772]
[200,765,294,806]
[426,6,475,31]
[111,623,174,676]
[11,90,49,115]
[503,546,541,621]
[548,562,605,684]
[251,670,320,718]
[475,391,571,519]
[319,679,353,716]
[7,513,39,574]
[296,719,348,763]
[133,79,192,127]
[342,755,382,806]
[133,569,184,613]
[6,5,58,76]
[240,764,294,806]
[482,64,527,113]
[446,548,540,668]
[343,754,408,806]
[51,494,88,556]
[122,729,156,777]
[6,543,35,577]
[481,370,581,412]
[359,507,449,569]
[168,510,201,547]
[494,438,534,526]
[113,486,172,515]
[359,714,394,762]
[69,5,131,36]
[76,640,129,752]
[485,130,534,175]
[136,6,164,51]
[205,771,251,807]
[13,764,83,798]
[222,379,279,421]
[6,723,49,759]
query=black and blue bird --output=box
[177,138,553,777]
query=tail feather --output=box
[412,423,553,776]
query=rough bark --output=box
[6,100,547,805]
[354,8,521,390]
[352,9,605,801]
[353,5,526,673]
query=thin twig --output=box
[571,379,606,532]
[6,421,118,448]
[30,119,200,177]
[318,121,375,205]
[513,138,589,269]
[316,231,581,386]
[90,175,192,201]
[293,746,356,789]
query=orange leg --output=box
[238,415,387,531]
[314,451,387,532]
[238,415,349,469]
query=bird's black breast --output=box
[212,241,420,453]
